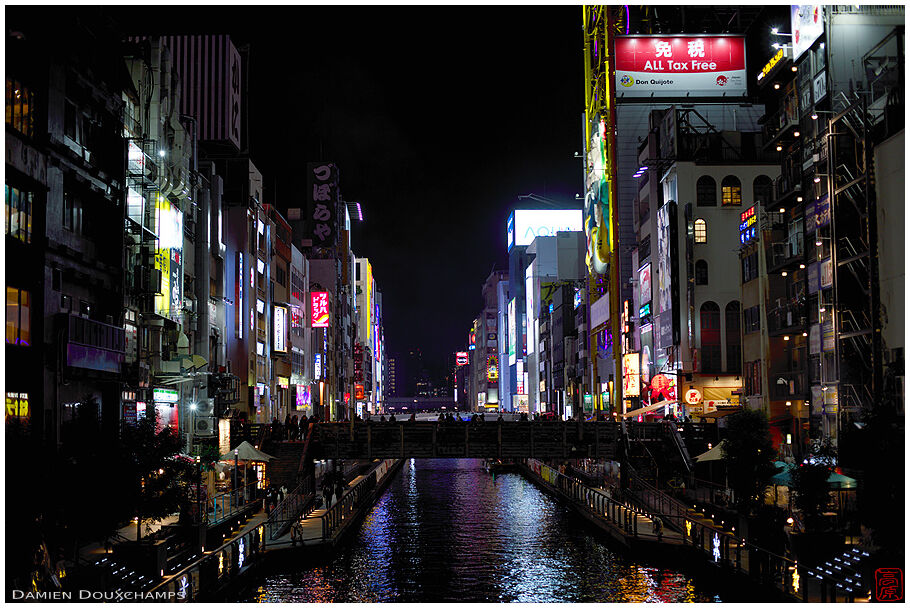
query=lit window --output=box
[721,175,742,207]
[694,218,707,243]
[256,299,265,314]
[6,78,35,138]
[6,286,30,346]
[257,259,265,274]
[5,184,33,243]
[257,341,265,356]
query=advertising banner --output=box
[615,35,747,99]
[639,263,652,305]
[311,292,329,328]
[509,209,583,250]
[622,353,640,398]
[306,162,338,247]
[791,5,824,60]
[456,352,469,366]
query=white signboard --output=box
[509,209,583,250]
[273,305,288,353]
[791,5,824,60]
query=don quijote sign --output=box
[615,35,747,99]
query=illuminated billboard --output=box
[615,35,747,98]
[639,263,652,305]
[456,352,469,366]
[508,298,517,366]
[622,353,640,398]
[508,209,583,251]
[791,5,824,60]
[154,196,183,322]
[273,305,288,352]
[487,355,499,381]
[311,292,329,327]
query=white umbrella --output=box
[694,439,728,463]
[220,440,276,463]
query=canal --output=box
[241,459,736,602]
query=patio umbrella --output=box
[693,439,729,462]
[220,440,276,463]
[770,464,857,488]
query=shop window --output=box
[725,301,742,374]
[696,176,717,207]
[721,175,742,207]
[753,175,773,206]
[6,286,31,346]
[6,78,35,138]
[694,218,707,243]
[695,260,708,285]
[5,184,33,243]
[700,301,721,373]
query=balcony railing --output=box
[767,301,807,334]
[63,314,126,374]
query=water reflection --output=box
[247,459,726,602]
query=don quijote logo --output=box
[619,74,634,88]
[716,75,728,87]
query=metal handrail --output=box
[207,481,260,526]
[319,459,396,541]
[266,476,315,540]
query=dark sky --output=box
[93,6,584,373]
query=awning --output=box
[697,408,741,418]
[180,354,208,370]
[621,400,675,419]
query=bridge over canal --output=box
[306,420,714,462]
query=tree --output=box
[721,409,777,514]
[119,408,193,541]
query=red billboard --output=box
[456,352,469,366]
[311,292,329,328]
[615,35,746,98]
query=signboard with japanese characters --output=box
[306,162,338,247]
[615,35,747,99]
[456,352,469,366]
[311,292,329,328]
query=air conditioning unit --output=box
[194,416,215,436]
[197,398,215,418]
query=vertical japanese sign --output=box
[306,162,338,247]
[656,201,680,349]
[273,305,287,352]
[508,298,517,366]
[311,292,329,328]
[236,253,243,338]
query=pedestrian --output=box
[380,414,386,422]
[497,413,504,422]
[334,479,344,504]
[652,516,663,539]
[389,413,397,422]
[409,412,416,422]
[321,481,333,508]
[480,413,485,422]
[284,413,292,439]
[290,414,298,439]
[300,414,309,437]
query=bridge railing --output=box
[527,459,643,537]
[319,459,397,541]
[206,481,261,527]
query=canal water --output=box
[242,459,733,602]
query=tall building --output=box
[6,12,127,446]
[754,5,904,459]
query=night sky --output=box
[88,5,585,374]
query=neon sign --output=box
[739,206,758,245]
[311,292,329,327]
